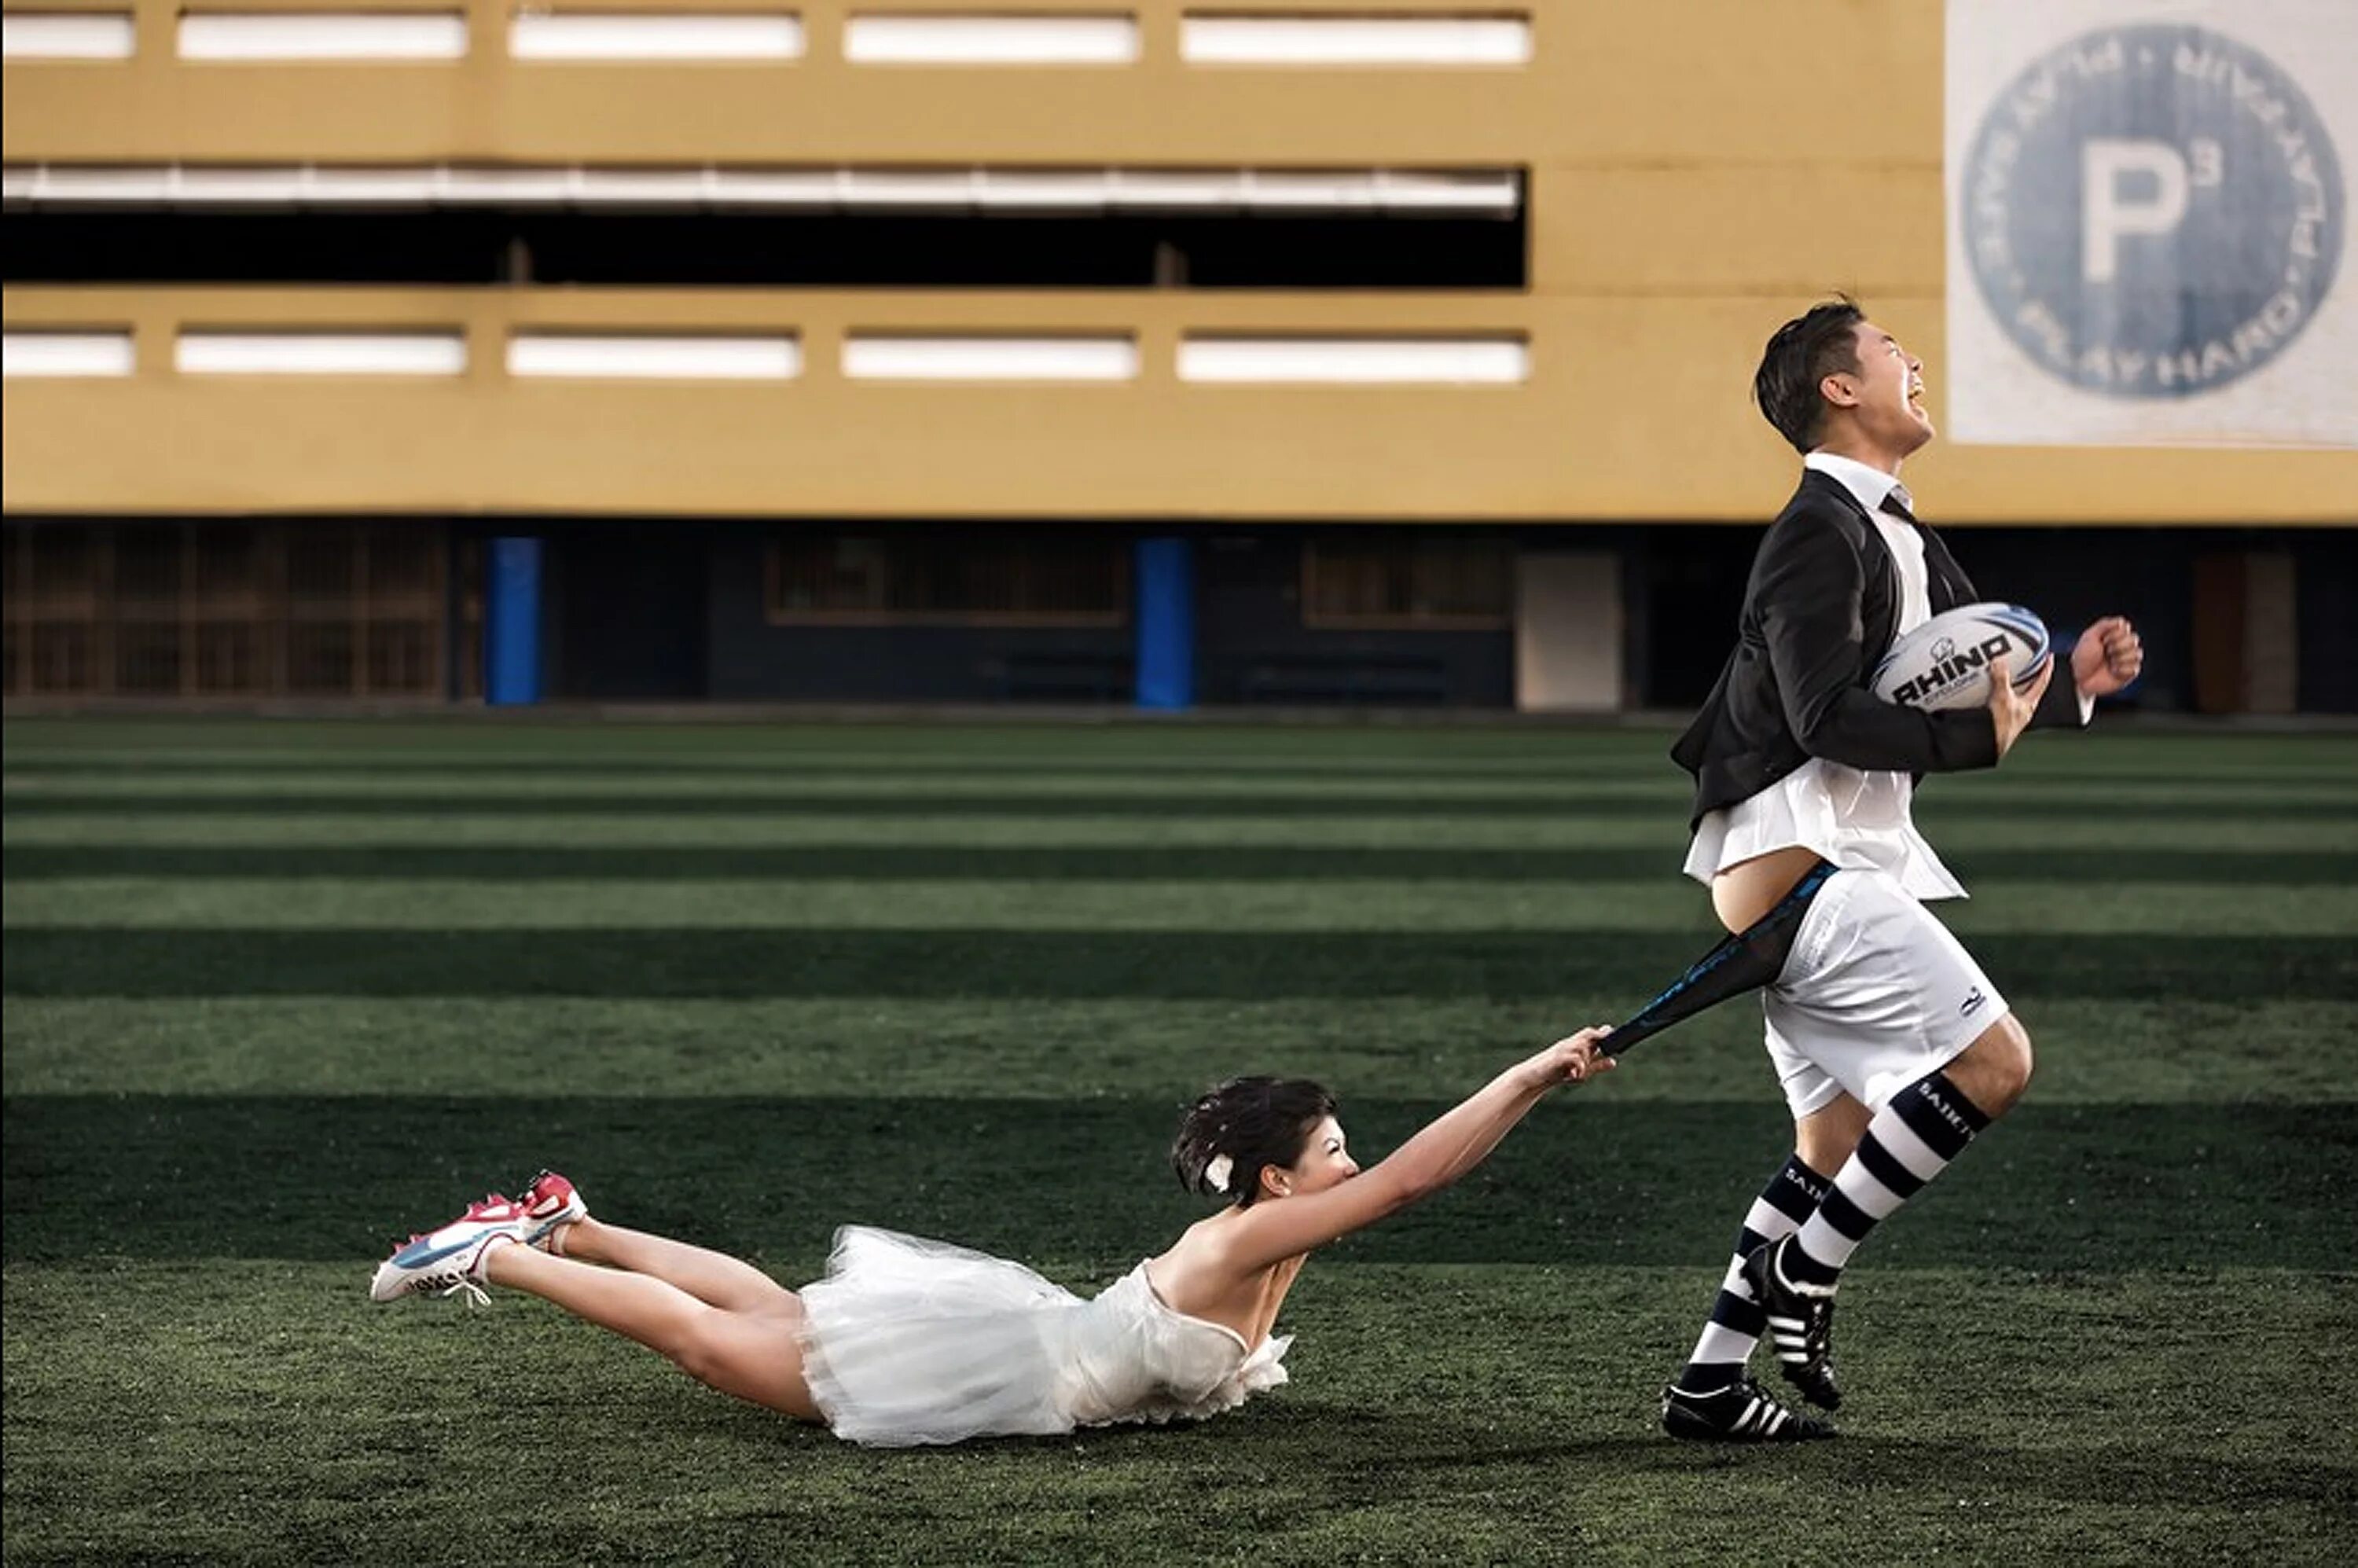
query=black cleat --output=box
[1660,1376,1836,1442]
[1743,1236,1842,1411]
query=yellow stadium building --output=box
[5,2,2353,711]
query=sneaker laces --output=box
[433,1276,493,1309]
[1804,1295,1836,1357]
[1767,1241,1838,1352]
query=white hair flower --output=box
[1204,1154,1234,1195]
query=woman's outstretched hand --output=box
[1210,1024,1625,1270]
[1527,1026,1618,1089]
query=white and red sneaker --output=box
[369,1195,529,1305]
[516,1170,589,1251]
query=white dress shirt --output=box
[1682,451,1968,902]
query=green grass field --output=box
[6,718,2356,1566]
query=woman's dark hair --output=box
[1754,296,1867,454]
[1171,1077,1338,1208]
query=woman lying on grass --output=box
[369,1027,1614,1447]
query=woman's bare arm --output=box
[1215,1028,1615,1275]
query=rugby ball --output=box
[1870,602,2051,711]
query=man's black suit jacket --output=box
[1672,468,2082,830]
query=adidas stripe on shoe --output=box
[1660,1377,1836,1443]
[1742,1234,1843,1411]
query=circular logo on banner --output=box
[1961,24,2343,398]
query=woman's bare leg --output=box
[484,1243,824,1423]
[553,1217,797,1316]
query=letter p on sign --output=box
[2083,138,2191,283]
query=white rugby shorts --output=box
[1763,867,2010,1118]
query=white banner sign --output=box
[1946,0,2355,447]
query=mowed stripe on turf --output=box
[5,717,2350,774]
[6,1092,2354,1271]
[8,813,2356,857]
[6,877,2353,936]
[7,997,2352,1105]
[7,786,2354,820]
[7,843,2355,884]
[5,926,2351,1001]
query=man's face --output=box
[1825,322,1934,456]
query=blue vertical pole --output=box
[1134,535,1195,711]
[485,536,542,705]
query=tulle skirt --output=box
[798,1226,1085,1448]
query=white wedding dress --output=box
[798,1226,1294,1448]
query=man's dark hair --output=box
[1754,296,1867,454]
[1171,1077,1338,1208]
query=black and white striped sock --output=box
[1678,1154,1831,1391]
[1784,1068,1993,1291]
